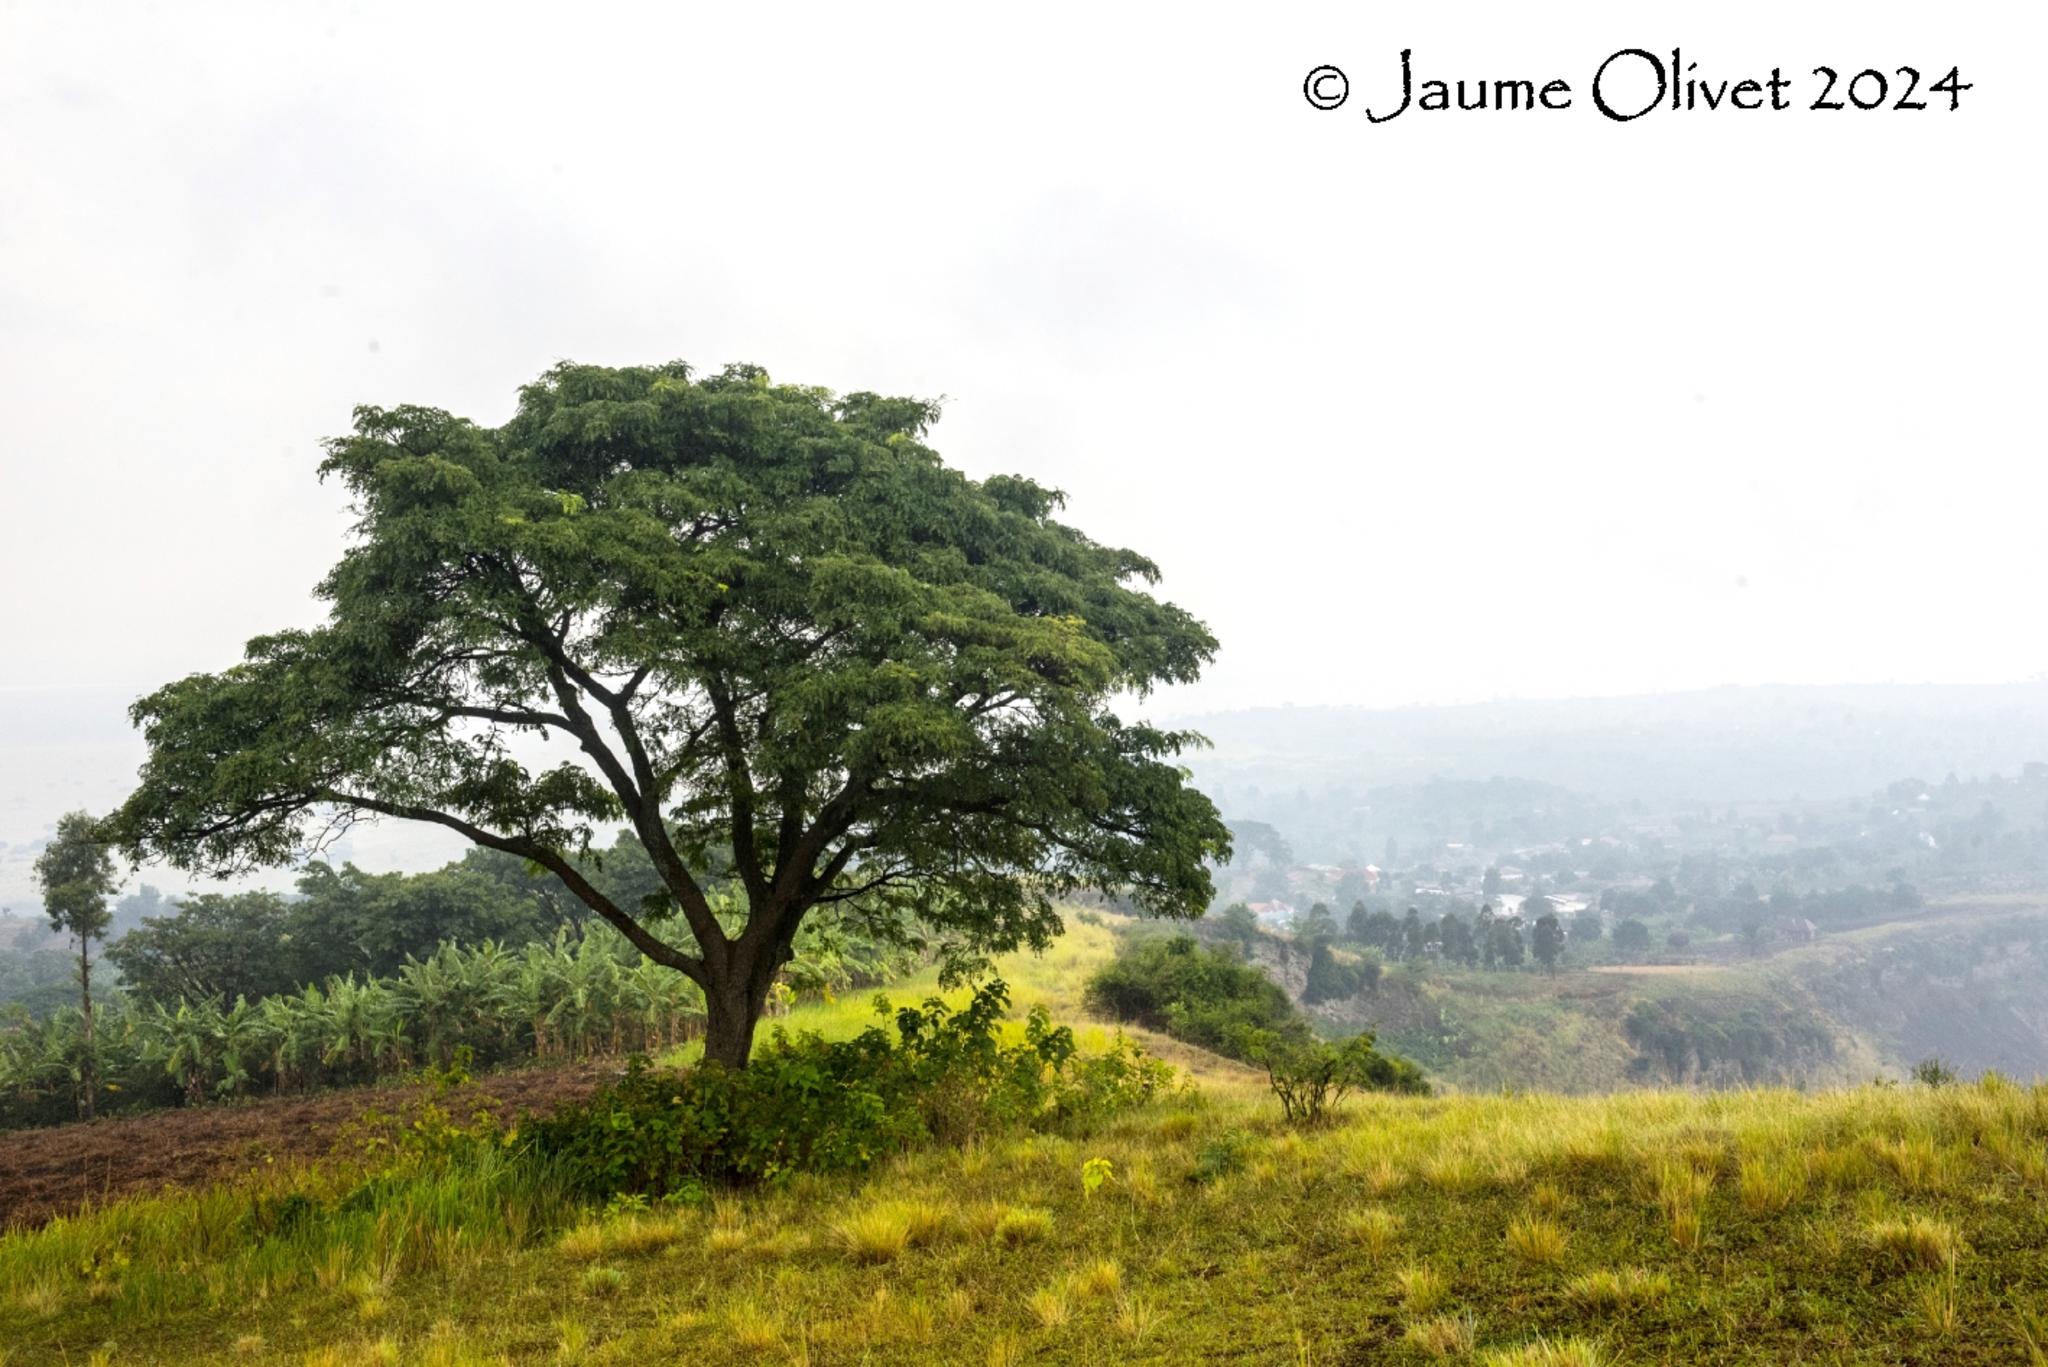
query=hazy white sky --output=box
[2,0,2042,725]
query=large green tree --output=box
[105,890,303,1006]
[111,362,1230,1067]
[32,811,122,1118]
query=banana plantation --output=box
[0,920,922,1130]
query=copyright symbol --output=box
[1303,65,1348,110]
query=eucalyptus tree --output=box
[31,811,122,1117]
[113,362,1229,1067]
[1297,901,1338,948]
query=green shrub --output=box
[1084,935,1308,1060]
[528,979,1170,1196]
[1246,1030,1428,1127]
[1911,1057,1957,1088]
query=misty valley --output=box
[1199,759,2048,1094]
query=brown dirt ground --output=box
[0,1062,621,1231]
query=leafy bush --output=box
[1084,935,1307,1060]
[1911,1056,1957,1087]
[529,979,1171,1196]
[1244,1030,1428,1127]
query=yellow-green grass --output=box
[662,913,1263,1094]
[9,922,2048,1362]
[663,916,1121,1060]
[11,1077,2048,1363]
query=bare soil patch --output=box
[0,1062,618,1231]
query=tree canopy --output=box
[32,810,121,1116]
[111,361,1230,1065]
[33,813,120,950]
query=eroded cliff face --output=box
[1243,938,1862,1093]
[1797,912,2048,1079]
[1239,906,2048,1093]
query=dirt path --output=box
[0,1062,619,1231]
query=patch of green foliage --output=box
[1191,1127,1254,1182]
[1303,941,1380,1003]
[1912,1056,1958,1087]
[0,925,714,1129]
[1244,1029,1428,1126]
[530,979,1173,1194]
[1085,932,1424,1121]
[2,894,927,1130]
[1083,934,1306,1059]
[105,856,582,1006]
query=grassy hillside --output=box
[663,917,1263,1094]
[7,919,2048,1364]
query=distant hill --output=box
[11,681,2048,904]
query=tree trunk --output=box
[703,930,795,1070]
[77,935,96,1122]
[698,924,804,1070]
[701,982,762,1070]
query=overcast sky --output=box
[1,2,2042,893]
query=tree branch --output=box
[498,600,729,961]
[325,790,707,984]
[706,677,769,909]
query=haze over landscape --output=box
[12,681,2048,910]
